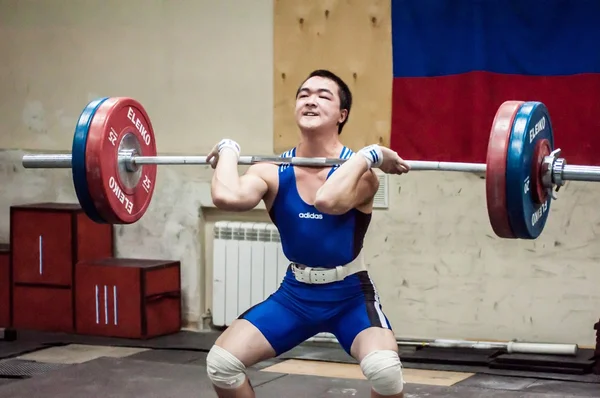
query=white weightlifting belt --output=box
[290,251,366,284]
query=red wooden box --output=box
[75,258,181,339]
[12,284,74,332]
[0,244,9,327]
[10,203,114,286]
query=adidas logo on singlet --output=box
[298,212,323,220]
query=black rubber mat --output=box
[401,347,501,366]
[254,373,588,398]
[492,349,595,372]
[457,374,600,397]
[0,329,17,342]
[0,356,286,398]
[12,329,220,351]
[481,366,600,384]
[489,361,589,375]
[0,341,49,360]
[0,359,70,378]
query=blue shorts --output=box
[238,265,393,356]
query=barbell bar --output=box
[22,152,489,173]
[18,97,600,239]
[22,152,600,180]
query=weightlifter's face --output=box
[295,76,346,133]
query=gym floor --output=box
[0,330,598,397]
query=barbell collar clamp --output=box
[540,154,556,200]
[553,158,566,192]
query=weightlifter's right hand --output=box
[207,139,241,169]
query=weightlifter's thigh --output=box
[214,293,320,367]
[214,318,276,368]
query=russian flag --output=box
[389,0,600,166]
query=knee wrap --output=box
[206,345,247,389]
[360,350,405,396]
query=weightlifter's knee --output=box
[360,349,405,396]
[206,345,247,389]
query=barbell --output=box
[20,97,600,239]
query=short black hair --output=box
[296,69,353,134]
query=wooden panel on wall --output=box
[273,0,392,154]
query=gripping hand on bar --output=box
[203,139,413,174]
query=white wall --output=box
[0,0,599,347]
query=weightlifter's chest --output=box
[292,167,330,206]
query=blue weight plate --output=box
[72,97,109,223]
[505,102,554,239]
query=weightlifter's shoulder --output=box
[245,162,278,187]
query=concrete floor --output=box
[0,341,598,397]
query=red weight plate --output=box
[85,97,157,224]
[485,101,523,238]
[530,139,551,205]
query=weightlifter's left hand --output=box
[358,144,410,175]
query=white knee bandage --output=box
[360,350,405,396]
[206,345,247,389]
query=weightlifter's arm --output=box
[315,144,410,215]
[209,139,269,211]
[314,153,378,215]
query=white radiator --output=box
[211,221,290,327]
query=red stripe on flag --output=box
[390,71,600,166]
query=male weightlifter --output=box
[205,69,410,397]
